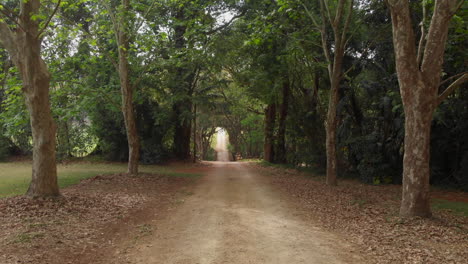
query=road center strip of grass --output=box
[0,162,200,198]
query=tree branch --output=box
[299,1,320,30]
[436,73,468,106]
[319,0,332,68]
[323,0,333,26]
[37,0,61,39]
[416,2,427,67]
[420,0,458,84]
[451,0,465,16]
[205,10,246,35]
[340,0,354,49]
[334,0,346,29]
[135,0,158,32]
[439,71,468,87]
[0,22,18,59]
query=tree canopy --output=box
[0,0,467,217]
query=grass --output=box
[12,232,44,244]
[0,161,200,198]
[432,199,468,217]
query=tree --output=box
[387,0,468,217]
[107,0,140,175]
[0,0,60,197]
[301,0,354,185]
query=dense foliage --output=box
[0,0,466,191]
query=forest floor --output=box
[0,161,467,264]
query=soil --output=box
[1,162,467,264]
[125,162,364,264]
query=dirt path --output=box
[126,162,364,264]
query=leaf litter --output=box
[252,164,468,264]
[0,172,195,264]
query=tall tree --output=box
[108,0,140,175]
[387,0,468,217]
[0,0,60,197]
[275,77,290,163]
[263,103,276,162]
[302,0,354,185]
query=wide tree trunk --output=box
[388,0,464,217]
[276,78,290,164]
[400,94,433,217]
[263,104,276,162]
[25,64,59,197]
[0,0,60,197]
[115,0,140,175]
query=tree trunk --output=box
[325,79,339,186]
[276,78,290,164]
[171,7,193,160]
[0,0,60,197]
[309,0,353,186]
[388,0,463,217]
[263,104,276,162]
[325,41,345,186]
[116,0,140,175]
[400,96,433,217]
[173,102,192,160]
[193,104,197,163]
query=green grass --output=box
[12,232,44,244]
[0,161,200,198]
[432,199,468,217]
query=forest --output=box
[0,0,467,263]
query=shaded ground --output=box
[255,164,468,263]
[0,164,199,264]
[1,161,467,263]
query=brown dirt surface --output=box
[1,162,467,264]
[122,162,365,264]
[0,172,196,264]
[252,164,468,264]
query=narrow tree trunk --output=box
[325,80,339,186]
[193,104,197,163]
[310,0,352,186]
[276,78,290,164]
[263,104,276,162]
[116,0,139,175]
[325,41,345,186]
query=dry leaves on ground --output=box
[0,173,194,264]
[253,164,468,264]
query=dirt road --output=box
[127,162,364,264]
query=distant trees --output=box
[0,0,59,197]
[387,0,467,217]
